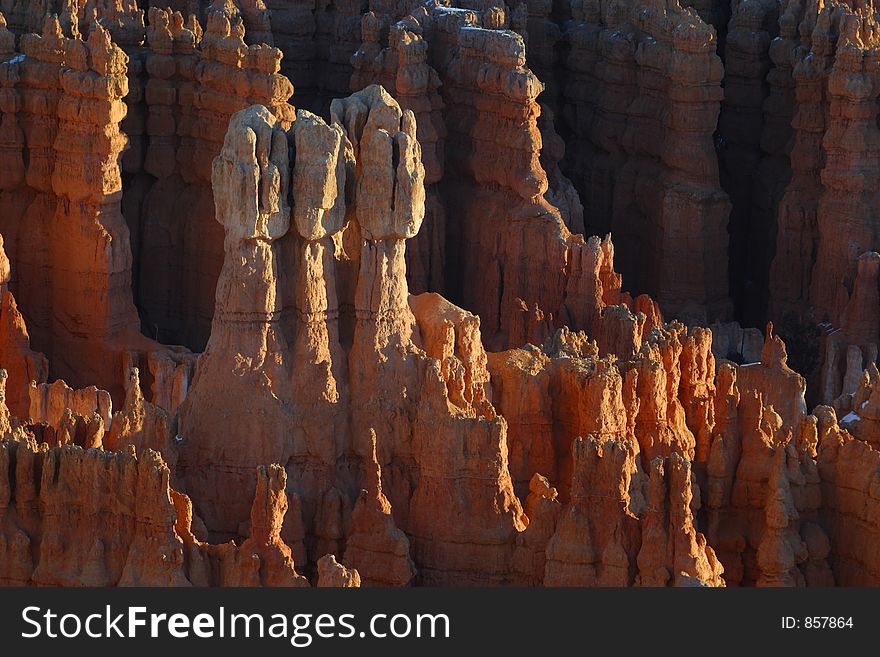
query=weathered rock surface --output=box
[173,91,525,587]
[0,432,309,586]
[0,18,151,400]
[130,7,295,350]
[342,430,416,586]
[0,0,879,591]
[0,234,47,418]
[766,0,880,406]
[559,0,731,323]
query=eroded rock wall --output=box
[0,433,309,586]
[558,0,731,323]
[0,0,880,591]
[127,8,295,349]
[0,17,159,401]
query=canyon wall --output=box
[0,433,310,586]
[123,6,295,350]
[764,0,880,406]
[110,0,729,351]
[17,0,880,363]
[0,16,157,401]
[0,0,878,589]
[3,91,879,586]
[0,0,750,355]
[0,2,294,352]
[558,0,731,324]
[347,3,661,351]
[716,0,781,325]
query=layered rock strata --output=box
[175,91,526,586]
[0,1,879,591]
[128,8,295,349]
[558,0,731,323]
[0,433,309,586]
[767,0,880,404]
[0,17,161,401]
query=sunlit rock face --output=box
[0,0,878,588]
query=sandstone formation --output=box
[558,0,731,323]
[0,0,878,591]
[765,0,880,406]
[316,554,361,587]
[342,431,416,586]
[174,91,527,587]
[0,235,47,418]
[0,86,871,586]
[130,6,295,349]
[0,3,295,353]
[0,17,152,399]
[0,433,309,586]
[0,1,736,360]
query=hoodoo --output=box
[0,0,876,589]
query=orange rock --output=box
[231,464,310,587]
[735,322,808,430]
[176,104,296,534]
[28,378,112,432]
[0,15,179,405]
[510,473,562,585]
[560,0,731,322]
[351,17,447,294]
[2,5,880,590]
[0,234,47,417]
[316,554,361,587]
[543,437,640,586]
[755,448,807,586]
[104,367,174,459]
[0,430,309,586]
[343,430,416,586]
[542,437,722,587]
[816,425,880,584]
